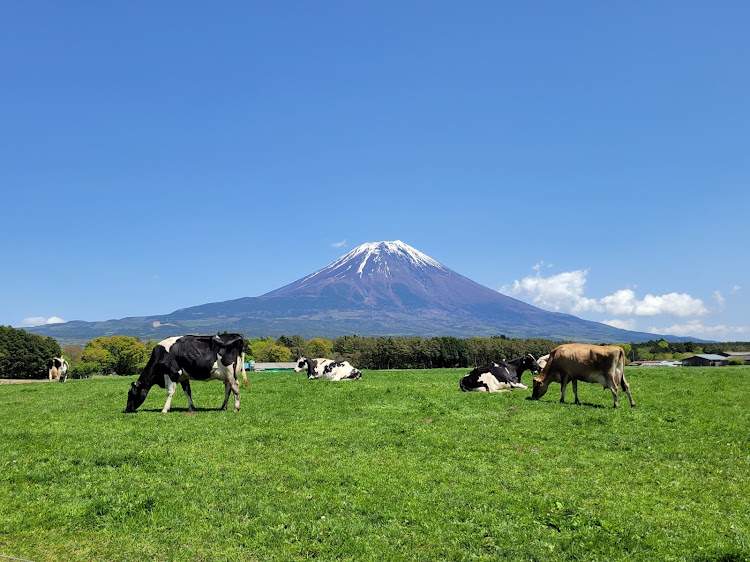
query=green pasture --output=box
[1,367,748,561]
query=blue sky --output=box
[2,1,748,342]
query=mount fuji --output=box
[30,241,684,344]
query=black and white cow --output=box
[459,353,541,392]
[295,357,362,380]
[48,357,69,382]
[125,334,248,414]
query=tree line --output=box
[2,325,749,379]
[0,326,62,379]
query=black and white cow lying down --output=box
[125,334,248,413]
[295,357,362,380]
[459,353,542,392]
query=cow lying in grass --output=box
[459,354,541,392]
[295,357,362,380]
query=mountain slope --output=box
[29,241,692,344]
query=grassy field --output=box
[1,366,748,561]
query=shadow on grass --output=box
[525,397,607,409]
[126,406,231,414]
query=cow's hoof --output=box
[161,410,169,414]
[234,408,240,413]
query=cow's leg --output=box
[608,383,620,408]
[572,379,580,405]
[229,370,241,412]
[219,378,240,412]
[220,381,232,410]
[559,374,570,403]
[162,375,179,414]
[180,380,195,411]
[621,374,636,407]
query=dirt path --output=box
[0,378,51,384]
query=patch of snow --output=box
[296,241,446,283]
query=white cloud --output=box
[331,240,347,248]
[21,316,65,327]
[601,318,637,331]
[648,321,748,340]
[501,268,594,312]
[714,290,726,311]
[502,265,708,318]
[632,292,707,317]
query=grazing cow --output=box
[531,343,635,408]
[125,334,248,414]
[48,357,69,382]
[295,357,362,380]
[459,354,542,392]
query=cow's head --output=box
[523,353,542,374]
[294,357,309,374]
[212,334,244,367]
[125,380,149,413]
[530,376,550,400]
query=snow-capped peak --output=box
[327,241,445,277]
[298,241,446,284]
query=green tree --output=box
[277,335,306,358]
[266,345,292,362]
[247,337,276,362]
[306,338,333,358]
[81,336,148,376]
[0,326,61,379]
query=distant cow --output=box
[531,343,635,408]
[295,357,362,380]
[125,334,248,414]
[459,354,542,392]
[48,357,69,382]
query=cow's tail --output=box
[616,346,625,383]
[240,353,248,387]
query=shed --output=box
[681,354,729,367]
[719,352,750,365]
[629,360,680,367]
[251,362,297,372]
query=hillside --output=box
[29,241,695,345]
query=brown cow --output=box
[531,344,635,408]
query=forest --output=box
[2,325,749,379]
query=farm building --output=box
[250,362,297,372]
[681,354,729,367]
[629,360,681,367]
[719,352,750,364]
